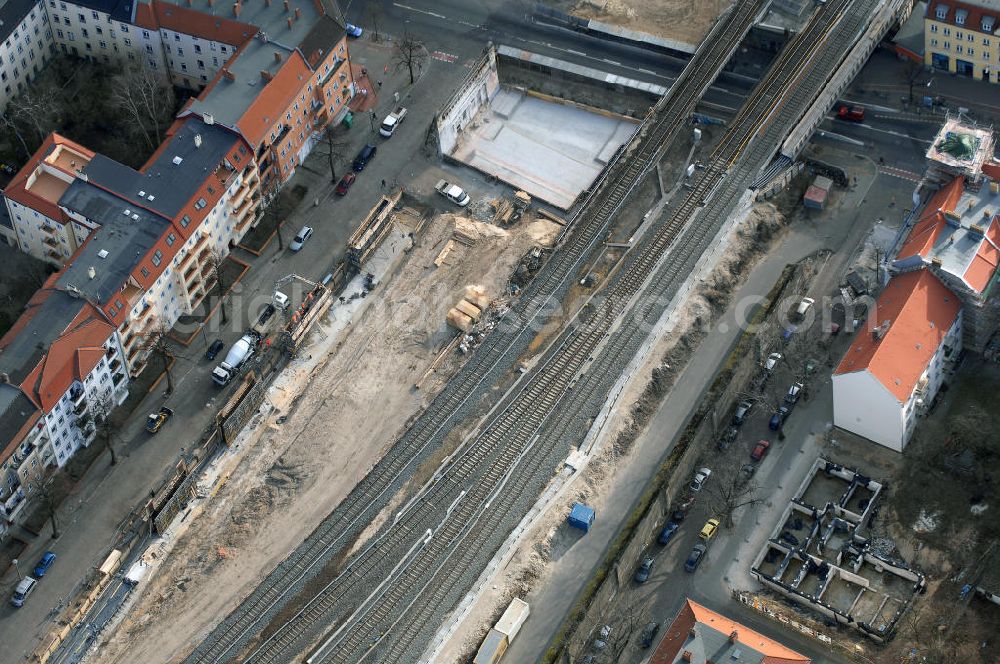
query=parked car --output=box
[717,425,738,451]
[732,400,753,425]
[657,521,680,545]
[699,518,720,541]
[836,105,865,122]
[205,339,225,361]
[634,557,654,583]
[795,297,815,319]
[145,406,174,434]
[689,467,712,492]
[764,352,782,374]
[640,622,660,648]
[345,22,363,37]
[785,382,804,405]
[289,226,314,251]
[352,143,377,171]
[33,551,57,578]
[10,577,37,607]
[684,544,707,572]
[335,172,356,196]
[768,406,790,431]
[670,509,686,523]
[751,440,771,462]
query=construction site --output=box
[28,0,950,662]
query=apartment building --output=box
[3,133,97,265]
[925,0,1000,81]
[833,270,962,452]
[0,280,129,539]
[0,0,57,110]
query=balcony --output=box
[45,248,61,261]
[112,371,126,387]
[42,235,59,248]
[41,224,58,236]
[109,356,122,374]
[70,383,85,404]
[2,483,25,521]
[9,442,36,471]
[73,398,89,416]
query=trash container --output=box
[342,111,354,129]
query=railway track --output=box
[228,0,880,661]
[185,3,764,663]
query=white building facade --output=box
[833,270,963,452]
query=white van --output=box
[11,577,37,607]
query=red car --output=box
[335,172,356,196]
[836,105,865,122]
[751,440,771,462]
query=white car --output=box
[690,467,712,492]
[289,226,313,252]
[764,352,782,373]
[796,297,815,317]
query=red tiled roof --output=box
[897,177,965,260]
[2,134,94,226]
[150,1,256,46]
[927,0,1000,33]
[22,311,114,411]
[834,271,961,402]
[965,219,1000,292]
[236,50,312,147]
[650,600,810,664]
[983,161,1000,180]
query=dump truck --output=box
[379,107,407,137]
[435,179,471,206]
[212,331,258,386]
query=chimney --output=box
[1,372,10,384]
[261,70,273,81]
[233,1,241,16]
[207,0,213,6]
[283,0,289,10]
[265,0,271,5]
[729,630,738,642]
[274,51,282,63]
[223,69,236,81]
[294,7,301,19]
[287,17,293,28]
[194,134,203,148]
[681,652,693,662]
[88,266,96,280]
[203,113,215,125]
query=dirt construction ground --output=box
[559,0,734,45]
[96,212,560,663]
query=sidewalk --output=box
[502,150,905,662]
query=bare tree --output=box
[90,395,119,466]
[109,60,176,151]
[204,250,230,324]
[0,110,33,161]
[366,4,384,42]
[142,320,175,395]
[391,31,428,85]
[37,480,61,539]
[5,86,61,149]
[320,125,352,182]
[703,459,763,528]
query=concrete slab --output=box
[450,89,638,209]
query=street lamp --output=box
[11,558,22,580]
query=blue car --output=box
[346,23,363,38]
[33,551,56,578]
[657,521,680,545]
[769,406,790,431]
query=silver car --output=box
[289,226,313,251]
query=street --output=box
[3,1,999,660]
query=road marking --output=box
[602,58,621,65]
[637,67,658,75]
[431,50,459,63]
[458,20,479,28]
[564,48,586,56]
[393,2,446,19]
[878,165,922,183]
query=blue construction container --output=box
[568,503,596,533]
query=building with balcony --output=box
[833,270,962,452]
[2,133,97,265]
[0,280,128,539]
[890,167,1000,350]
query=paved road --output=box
[503,148,916,662]
[0,34,501,660]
